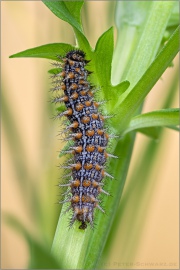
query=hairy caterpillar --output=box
[51,50,116,229]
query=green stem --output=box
[125,1,175,88]
[112,1,175,86]
[115,26,180,132]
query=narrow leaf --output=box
[42,1,91,52]
[94,27,114,87]
[123,108,180,135]
[114,26,180,132]
[9,43,75,60]
[42,1,84,33]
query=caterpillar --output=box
[51,50,116,230]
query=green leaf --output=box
[42,1,92,52]
[43,1,84,33]
[114,26,180,132]
[9,43,75,60]
[123,108,180,135]
[73,28,92,54]
[90,27,130,113]
[94,27,114,88]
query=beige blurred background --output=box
[1,1,179,269]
